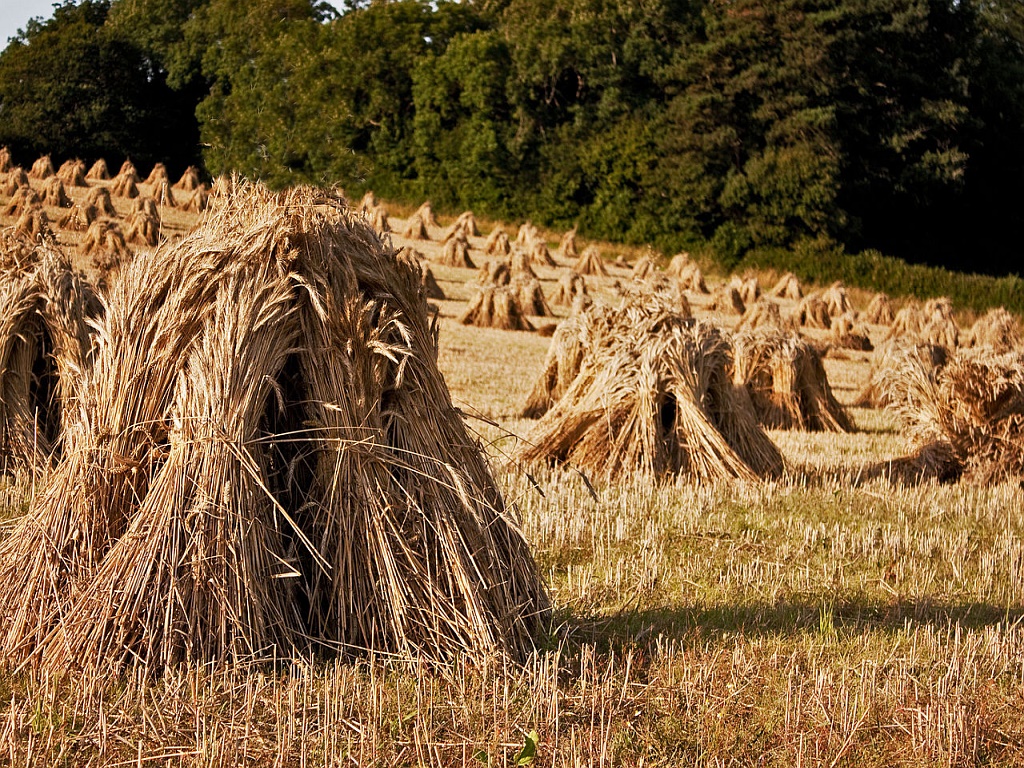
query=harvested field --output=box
[0,167,1021,766]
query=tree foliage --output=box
[1,0,1022,273]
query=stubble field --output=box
[0,172,1021,766]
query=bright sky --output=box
[0,0,59,49]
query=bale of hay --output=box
[367,204,390,233]
[444,220,470,242]
[665,252,690,277]
[0,169,29,196]
[710,284,745,315]
[143,163,169,186]
[485,227,510,256]
[796,293,831,329]
[14,209,51,240]
[863,293,895,325]
[400,213,429,240]
[732,329,853,432]
[414,200,438,227]
[678,262,708,293]
[0,147,10,174]
[878,347,1024,483]
[516,222,538,247]
[131,196,160,219]
[123,210,161,246]
[529,240,556,267]
[830,312,873,351]
[182,187,210,213]
[822,281,852,317]
[513,278,551,317]
[110,172,140,199]
[550,271,588,307]
[0,182,548,672]
[736,298,788,332]
[85,158,110,181]
[116,159,139,182]
[559,228,578,260]
[460,285,533,331]
[731,276,761,306]
[59,203,97,232]
[28,155,54,180]
[852,339,948,407]
[521,310,595,418]
[56,159,87,187]
[510,249,537,279]
[478,259,512,287]
[920,297,959,348]
[439,233,475,268]
[153,179,178,208]
[770,272,803,300]
[614,254,629,269]
[886,304,925,340]
[573,245,608,277]
[517,296,784,480]
[0,246,96,475]
[173,166,201,191]
[2,187,41,217]
[454,210,480,236]
[632,254,656,281]
[40,177,72,208]
[84,185,118,217]
[80,219,130,260]
[966,307,1022,353]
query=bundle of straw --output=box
[518,296,784,481]
[0,182,547,671]
[732,329,853,432]
[874,347,1024,483]
[401,213,429,240]
[415,200,438,227]
[0,245,96,477]
[559,228,578,261]
[439,233,475,268]
[173,166,201,191]
[460,285,533,331]
[770,272,802,300]
[84,186,118,217]
[485,227,510,256]
[863,293,895,325]
[967,307,1022,353]
[28,155,54,180]
[573,245,607,277]
[796,293,831,329]
[56,159,87,187]
[85,159,110,181]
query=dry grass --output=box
[0,178,1021,765]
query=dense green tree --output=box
[0,0,201,172]
[4,0,1022,274]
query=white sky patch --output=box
[0,0,59,49]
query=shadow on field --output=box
[550,597,1024,654]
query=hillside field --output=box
[0,170,1021,766]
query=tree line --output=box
[1,0,1022,275]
